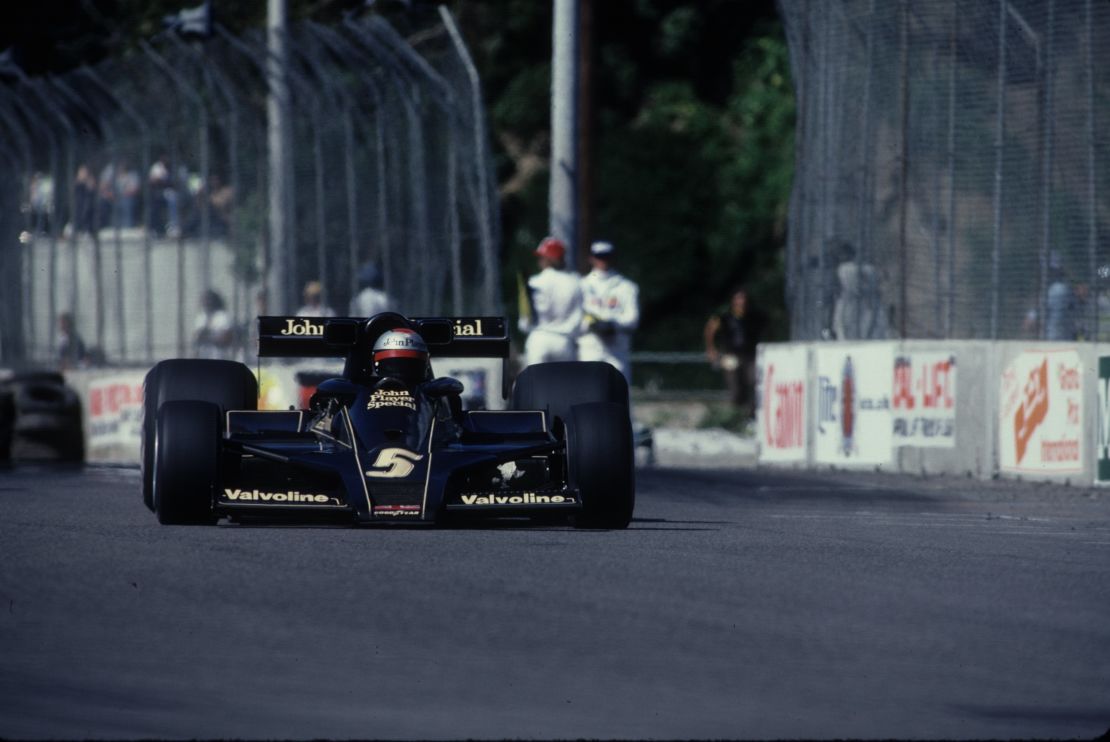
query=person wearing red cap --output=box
[518,236,583,366]
[578,240,639,382]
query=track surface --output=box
[1,464,1108,740]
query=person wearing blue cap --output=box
[578,240,639,382]
[350,261,394,318]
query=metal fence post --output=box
[1039,0,1056,340]
[0,90,32,362]
[1086,0,1098,340]
[345,17,435,312]
[856,0,877,340]
[990,0,1007,340]
[82,65,153,359]
[945,0,958,338]
[49,77,108,357]
[288,34,333,314]
[897,0,911,339]
[165,32,243,334]
[140,40,209,356]
[305,22,381,307]
[18,79,68,360]
[441,6,500,315]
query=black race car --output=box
[141,313,634,528]
[0,369,84,462]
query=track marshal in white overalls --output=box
[518,237,583,366]
[577,240,639,382]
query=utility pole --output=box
[576,0,595,270]
[267,0,290,313]
[550,0,578,270]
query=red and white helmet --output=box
[534,236,566,262]
[372,328,429,382]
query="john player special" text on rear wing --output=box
[257,315,509,359]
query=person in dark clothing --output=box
[704,287,762,411]
[56,312,88,371]
[73,164,98,235]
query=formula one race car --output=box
[140,313,634,528]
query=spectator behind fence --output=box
[183,173,234,238]
[72,164,98,236]
[296,281,336,318]
[831,240,889,340]
[350,262,393,317]
[194,289,234,359]
[207,174,234,237]
[577,240,639,383]
[96,161,137,229]
[148,154,181,237]
[56,312,88,371]
[518,236,582,366]
[704,287,762,412]
[29,172,53,235]
[1044,265,1076,341]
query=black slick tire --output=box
[153,400,220,525]
[10,378,84,461]
[511,361,628,432]
[565,401,635,529]
[0,387,14,462]
[142,359,256,511]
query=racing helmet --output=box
[372,328,430,383]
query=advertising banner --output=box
[86,372,146,450]
[999,349,1083,474]
[814,344,893,466]
[1097,356,1110,485]
[758,345,807,463]
[892,352,957,447]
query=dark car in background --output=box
[0,370,84,462]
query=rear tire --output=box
[0,387,14,462]
[142,360,256,511]
[10,378,84,461]
[566,401,635,529]
[153,400,220,525]
[511,361,628,433]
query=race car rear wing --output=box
[256,314,512,395]
[257,315,509,358]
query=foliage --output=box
[461,1,796,351]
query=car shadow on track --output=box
[219,517,718,532]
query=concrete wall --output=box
[892,340,995,479]
[757,339,1105,486]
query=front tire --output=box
[153,400,221,525]
[142,360,256,511]
[511,361,628,432]
[566,401,635,529]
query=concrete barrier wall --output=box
[892,340,994,479]
[757,340,1106,486]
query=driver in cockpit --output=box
[309,326,464,445]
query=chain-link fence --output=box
[779,0,1109,342]
[0,8,500,367]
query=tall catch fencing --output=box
[779,0,1110,342]
[0,8,500,367]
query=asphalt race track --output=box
[1,463,1108,740]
